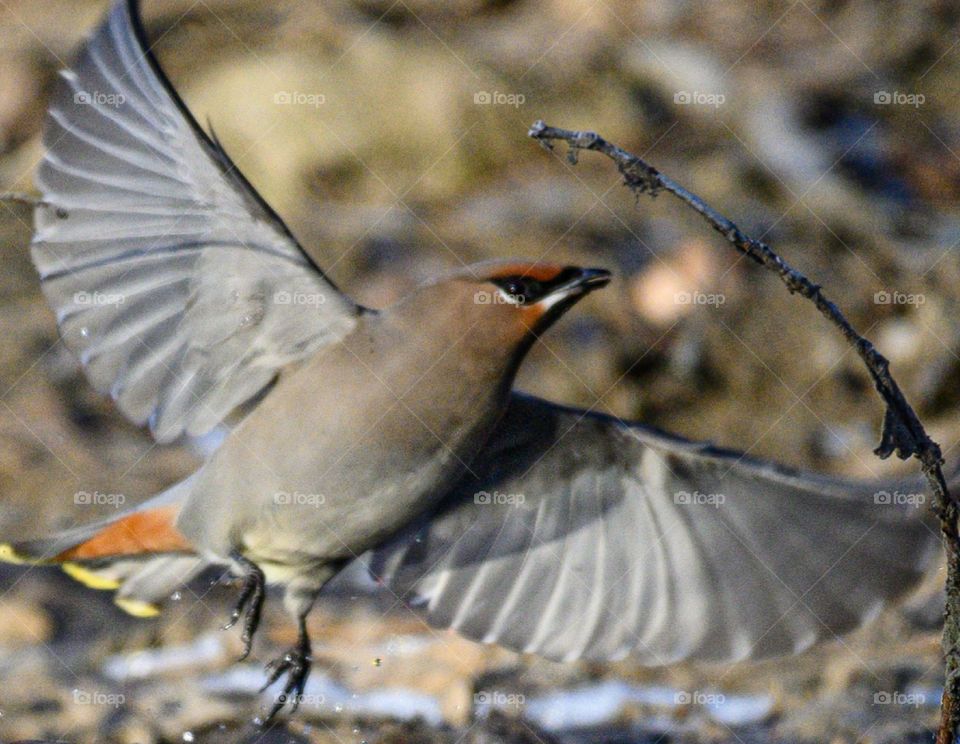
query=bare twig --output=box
[528,119,960,743]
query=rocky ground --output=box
[1,0,960,741]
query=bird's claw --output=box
[223,553,265,661]
[258,633,312,722]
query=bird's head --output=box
[405,260,611,352]
[471,260,611,328]
[355,260,612,421]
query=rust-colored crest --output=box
[482,262,570,283]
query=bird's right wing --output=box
[369,393,939,664]
[32,0,363,442]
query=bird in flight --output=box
[1,0,939,723]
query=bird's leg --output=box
[259,613,312,722]
[254,566,341,723]
[223,551,265,661]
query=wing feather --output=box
[370,393,940,663]
[33,0,362,442]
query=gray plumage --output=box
[32,0,360,444]
[369,394,938,663]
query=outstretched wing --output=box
[32,0,362,442]
[370,393,939,663]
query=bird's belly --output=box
[181,404,484,571]
[242,453,462,569]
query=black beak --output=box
[550,267,612,297]
[523,267,612,334]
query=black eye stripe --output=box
[492,276,535,302]
[491,268,578,303]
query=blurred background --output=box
[1,0,959,741]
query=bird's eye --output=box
[490,275,546,305]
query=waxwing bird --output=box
[2,0,941,723]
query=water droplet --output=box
[170,591,182,601]
[79,327,90,338]
[182,732,195,743]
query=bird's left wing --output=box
[32,0,362,442]
[369,393,939,664]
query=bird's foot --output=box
[258,622,312,723]
[223,552,265,661]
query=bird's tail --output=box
[0,474,213,617]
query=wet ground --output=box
[0,561,948,743]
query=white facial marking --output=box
[534,287,577,311]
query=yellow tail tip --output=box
[114,596,160,618]
[0,543,46,566]
[61,562,121,590]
